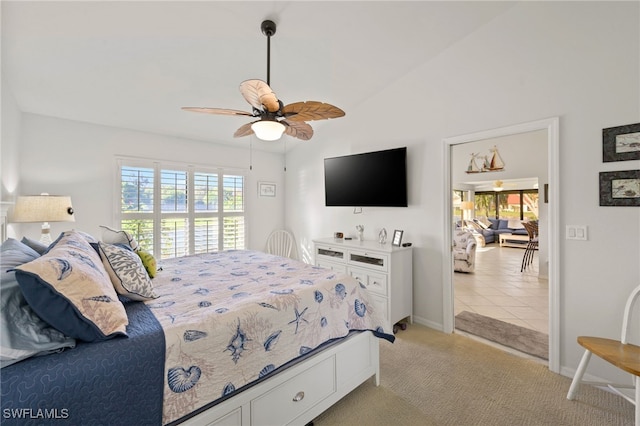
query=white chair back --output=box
[265,230,297,259]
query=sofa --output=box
[466,218,529,244]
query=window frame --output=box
[115,157,247,258]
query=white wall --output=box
[285,1,639,381]
[12,113,286,251]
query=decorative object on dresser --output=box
[356,224,364,241]
[314,237,413,334]
[11,194,75,244]
[378,228,387,244]
[392,229,404,247]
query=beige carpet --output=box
[455,310,549,360]
[314,324,634,426]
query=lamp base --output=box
[40,222,53,245]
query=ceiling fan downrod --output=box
[261,20,276,86]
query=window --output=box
[117,159,245,259]
[474,190,539,220]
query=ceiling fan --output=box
[182,20,345,141]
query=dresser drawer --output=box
[316,259,347,273]
[348,267,388,297]
[251,357,336,425]
[316,245,346,263]
[348,249,388,272]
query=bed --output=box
[1,230,394,425]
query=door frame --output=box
[442,117,560,373]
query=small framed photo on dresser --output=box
[392,230,404,246]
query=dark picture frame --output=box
[599,170,640,206]
[392,229,404,246]
[603,123,640,162]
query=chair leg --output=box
[567,349,592,400]
[635,375,639,426]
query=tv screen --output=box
[324,147,408,207]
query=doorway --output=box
[442,117,560,373]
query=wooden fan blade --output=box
[282,119,313,141]
[239,79,280,113]
[182,107,254,117]
[233,121,256,138]
[282,101,345,122]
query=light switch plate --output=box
[566,225,588,240]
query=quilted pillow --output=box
[95,242,158,301]
[100,225,139,251]
[14,231,128,342]
[1,239,76,368]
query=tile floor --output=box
[453,243,549,334]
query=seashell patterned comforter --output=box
[148,250,394,425]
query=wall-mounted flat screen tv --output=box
[324,147,408,207]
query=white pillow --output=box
[100,225,139,251]
[507,219,525,229]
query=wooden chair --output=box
[520,221,538,272]
[265,229,297,259]
[567,284,640,426]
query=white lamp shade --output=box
[251,120,285,141]
[460,201,474,211]
[12,195,75,223]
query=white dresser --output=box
[313,238,413,332]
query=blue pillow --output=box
[15,231,129,343]
[488,219,499,229]
[20,236,50,255]
[498,219,510,229]
[1,239,76,368]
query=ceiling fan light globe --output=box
[251,120,285,141]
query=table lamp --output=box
[12,194,75,244]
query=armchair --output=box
[453,230,477,273]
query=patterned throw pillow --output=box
[15,231,128,342]
[137,249,158,278]
[96,242,158,301]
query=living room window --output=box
[474,190,538,220]
[117,159,245,259]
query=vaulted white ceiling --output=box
[2,1,514,151]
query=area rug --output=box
[455,310,548,360]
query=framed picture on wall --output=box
[602,122,640,162]
[258,182,276,197]
[599,170,640,206]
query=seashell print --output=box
[198,301,212,308]
[148,301,175,309]
[258,302,279,310]
[194,288,209,295]
[335,283,347,299]
[215,307,228,314]
[354,299,367,317]
[171,277,182,282]
[228,284,241,290]
[198,272,213,277]
[320,317,328,327]
[270,289,293,295]
[225,321,250,363]
[183,330,208,342]
[68,251,98,270]
[232,292,249,299]
[167,366,201,393]
[259,364,276,378]
[299,346,312,355]
[51,258,72,280]
[263,331,281,351]
[230,271,248,276]
[299,279,314,286]
[222,382,235,396]
[84,295,115,303]
[266,272,275,276]
[314,290,324,303]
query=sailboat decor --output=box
[466,145,505,174]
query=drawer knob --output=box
[293,391,305,402]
